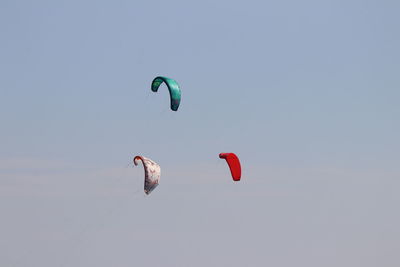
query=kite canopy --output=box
[219,153,241,181]
[133,156,161,195]
[151,76,181,111]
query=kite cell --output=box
[151,76,181,111]
[219,153,241,181]
[133,156,161,195]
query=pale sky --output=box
[1,0,399,266]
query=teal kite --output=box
[151,76,181,111]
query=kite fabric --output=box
[219,153,242,181]
[151,76,181,111]
[133,156,161,195]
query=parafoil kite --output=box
[133,156,161,195]
[151,76,181,111]
[219,153,241,181]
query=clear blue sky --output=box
[1,0,399,266]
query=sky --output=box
[0,0,399,266]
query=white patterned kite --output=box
[133,156,161,195]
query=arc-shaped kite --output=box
[133,156,161,195]
[151,76,181,111]
[219,153,241,181]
